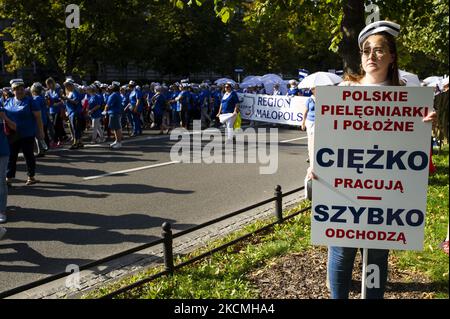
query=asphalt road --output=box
[0,124,310,293]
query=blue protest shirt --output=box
[0,110,9,156]
[121,93,129,110]
[129,89,138,106]
[3,96,40,138]
[300,89,312,97]
[212,91,222,108]
[88,95,102,119]
[191,92,199,111]
[221,91,239,114]
[287,88,299,96]
[163,91,171,100]
[169,91,180,111]
[1,97,10,108]
[46,89,62,114]
[103,93,110,106]
[152,94,167,116]
[65,90,82,116]
[305,96,315,122]
[33,95,48,126]
[106,92,123,115]
[199,90,211,108]
[178,91,191,111]
[96,93,105,107]
[129,89,143,111]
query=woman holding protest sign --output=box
[307,20,436,299]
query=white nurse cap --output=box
[10,78,25,88]
[358,20,400,49]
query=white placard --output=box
[238,93,308,126]
[311,86,434,251]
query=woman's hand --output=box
[306,166,317,180]
[423,111,437,123]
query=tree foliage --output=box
[0,0,447,80]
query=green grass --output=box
[392,145,449,297]
[84,146,449,299]
[83,201,313,299]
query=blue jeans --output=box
[132,112,142,135]
[0,155,8,212]
[327,246,389,299]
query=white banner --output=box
[238,93,308,126]
[311,86,434,251]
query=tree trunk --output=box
[339,0,365,75]
[65,28,73,76]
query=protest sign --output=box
[311,86,434,251]
[238,93,307,126]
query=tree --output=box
[178,0,448,77]
[339,0,365,74]
[0,0,150,79]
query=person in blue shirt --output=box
[1,88,13,107]
[128,81,143,136]
[199,83,212,129]
[190,86,200,119]
[31,83,49,157]
[61,79,83,149]
[168,84,180,128]
[0,104,16,225]
[120,86,132,135]
[176,84,191,129]
[300,87,316,164]
[100,84,112,139]
[286,80,300,96]
[87,85,104,143]
[216,82,240,142]
[150,85,169,134]
[105,82,123,149]
[210,85,222,128]
[299,88,312,97]
[45,78,67,147]
[3,79,44,186]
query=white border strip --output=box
[280,136,308,143]
[83,161,180,180]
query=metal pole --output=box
[274,185,283,223]
[361,248,368,299]
[162,222,174,274]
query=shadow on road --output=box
[6,207,195,232]
[0,242,91,275]
[9,181,194,198]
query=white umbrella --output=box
[399,70,420,87]
[422,76,443,85]
[297,72,343,89]
[261,74,283,81]
[242,75,259,83]
[214,78,236,86]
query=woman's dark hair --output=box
[344,32,402,86]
